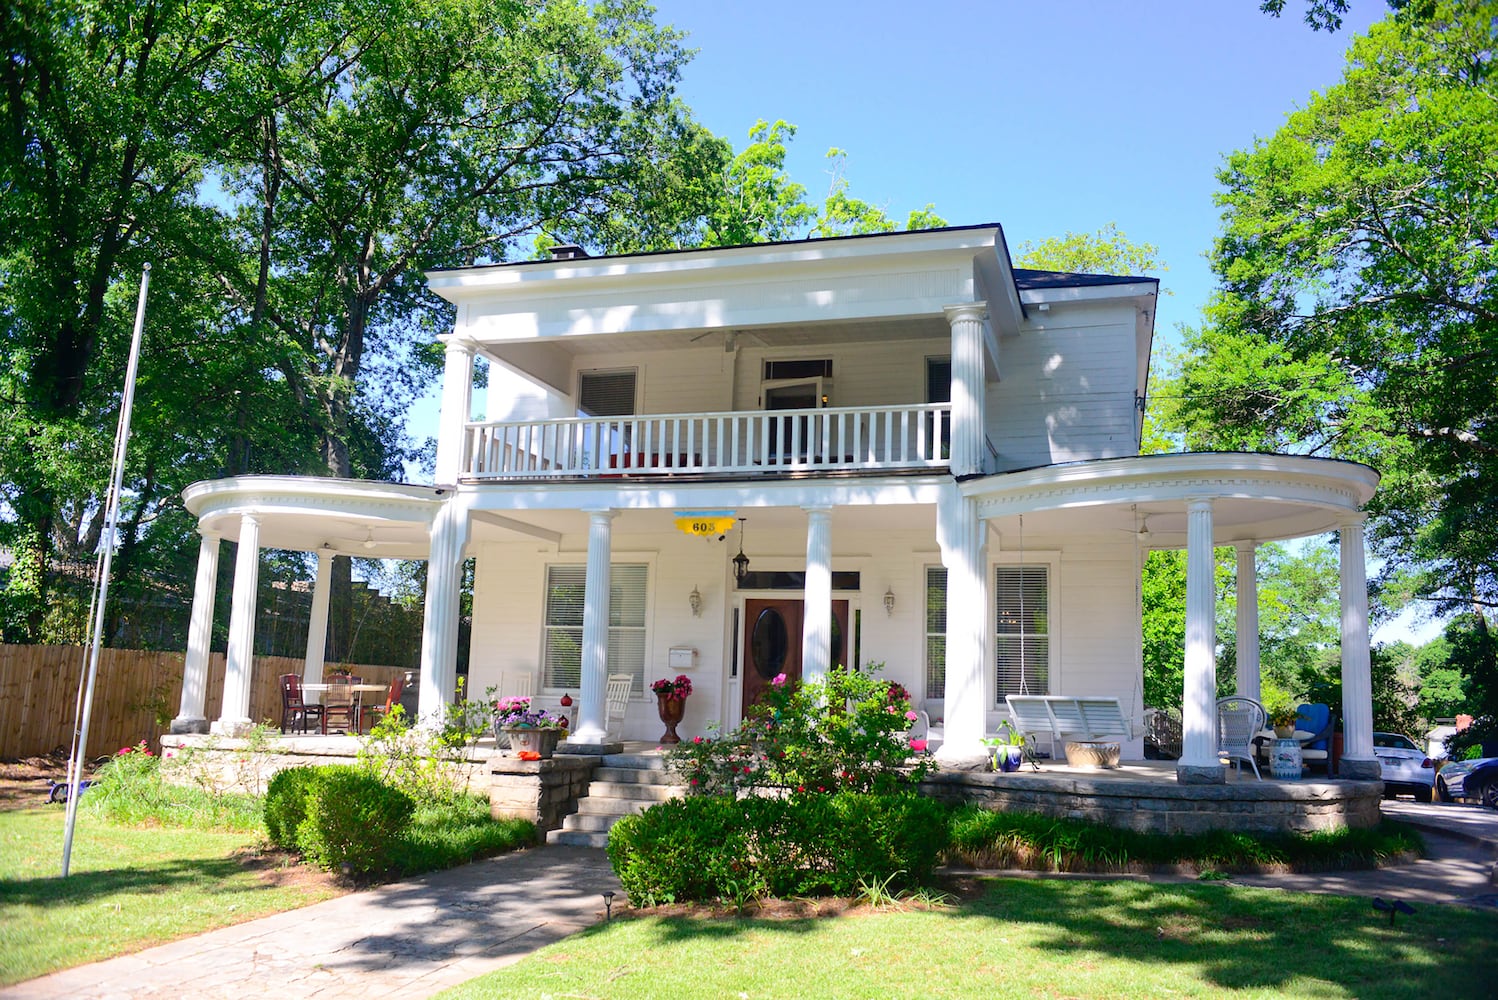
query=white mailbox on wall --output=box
[667,646,697,670]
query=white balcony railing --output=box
[462,403,952,480]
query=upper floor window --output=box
[578,369,636,417]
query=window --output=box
[577,369,636,417]
[995,566,1048,700]
[763,359,832,381]
[925,567,946,701]
[542,564,648,693]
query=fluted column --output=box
[936,484,988,765]
[213,515,260,736]
[572,510,617,744]
[171,531,219,734]
[1339,516,1377,778]
[433,336,476,486]
[302,548,334,686]
[416,499,470,728]
[1235,542,1261,704]
[802,507,833,684]
[944,303,988,477]
[1177,499,1222,783]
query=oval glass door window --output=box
[751,608,789,679]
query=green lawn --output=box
[439,878,1498,1000]
[0,804,344,986]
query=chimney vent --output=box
[548,244,589,261]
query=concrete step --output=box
[576,796,660,818]
[585,780,685,802]
[602,753,669,770]
[547,828,610,848]
[592,765,679,785]
[560,812,626,833]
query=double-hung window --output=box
[994,565,1049,700]
[925,567,947,701]
[542,564,648,693]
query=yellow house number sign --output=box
[673,510,736,538]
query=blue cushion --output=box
[1296,703,1331,751]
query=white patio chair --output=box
[605,673,633,741]
[1216,696,1266,780]
[498,671,534,699]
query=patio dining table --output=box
[300,681,389,733]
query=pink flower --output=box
[909,739,927,752]
[905,710,918,721]
[742,766,751,774]
[770,673,787,687]
[693,736,704,744]
[690,778,698,785]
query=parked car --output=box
[1372,732,1435,803]
[1435,756,1498,808]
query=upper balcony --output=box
[461,402,953,481]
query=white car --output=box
[1373,732,1435,803]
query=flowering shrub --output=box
[665,662,931,795]
[650,674,693,700]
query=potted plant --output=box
[493,696,569,759]
[1266,701,1300,739]
[650,674,693,744]
[983,721,1028,773]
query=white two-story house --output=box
[174,224,1383,783]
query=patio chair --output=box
[279,673,324,734]
[366,673,406,729]
[605,674,633,741]
[322,677,359,734]
[499,671,534,699]
[1295,703,1338,775]
[1216,696,1266,779]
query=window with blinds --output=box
[577,369,637,416]
[925,566,946,701]
[995,565,1048,700]
[542,564,648,693]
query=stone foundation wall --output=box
[488,756,599,832]
[921,771,1383,835]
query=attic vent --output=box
[549,244,589,261]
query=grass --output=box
[0,803,345,986]
[437,877,1498,1000]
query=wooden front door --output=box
[741,598,850,712]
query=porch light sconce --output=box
[884,588,895,616]
[689,586,702,617]
[732,518,750,584]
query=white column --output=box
[416,499,470,728]
[1235,541,1261,704]
[802,507,833,683]
[944,303,988,477]
[1339,515,1377,778]
[936,484,988,765]
[213,514,260,736]
[571,509,616,745]
[1177,499,1222,783]
[433,336,476,487]
[171,530,219,734]
[302,548,334,686]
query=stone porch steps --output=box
[547,752,687,848]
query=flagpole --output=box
[61,262,151,877]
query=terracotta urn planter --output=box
[656,694,687,745]
[503,727,561,759]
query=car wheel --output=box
[1437,778,1453,803]
[1481,781,1498,810]
[1415,785,1433,804]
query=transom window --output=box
[542,564,648,693]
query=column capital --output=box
[584,508,617,523]
[1234,539,1258,553]
[196,528,221,541]
[1340,512,1369,531]
[801,505,833,517]
[942,302,988,325]
[1186,497,1214,513]
[437,333,478,356]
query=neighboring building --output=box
[173,224,1382,782]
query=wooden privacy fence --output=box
[0,645,407,760]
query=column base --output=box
[169,716,209,735]
[1337,757,1380,780]
[209,718,254,738]
[1176,763,1226,785]
[934,741,990,771]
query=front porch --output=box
[160,733,1384,838]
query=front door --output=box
[741,598,850,712]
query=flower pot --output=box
[656,693,686,744]
[503,727,561,759]
[1274,725,1296,739]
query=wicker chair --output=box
[1216,696,1266,780]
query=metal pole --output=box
[61,263,151,877]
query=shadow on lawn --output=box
[0,855,269,909]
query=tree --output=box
[1174,3,1498,616]
[1013,223,1166,280]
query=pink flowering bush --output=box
[650,674,693,700]
[665,662,931,795]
